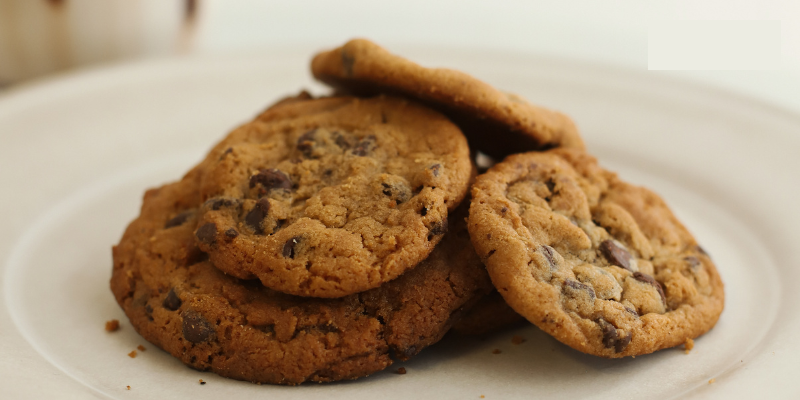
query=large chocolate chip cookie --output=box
[467,148,724,357]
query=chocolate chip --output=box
[225,228,239,238]
[633,272,666,306]
[695,245,709,256]
[429,163,441,177]
[380,182,411,203]
[165,211,192,229]
[144,304,153,318]
[615,331,633,353]
[600,240,632,271]
[500,207,508,214]
[182,310,215,344]
[685,256,700,269]
[205,197,237,211]
[244,198,271,234]
[624,305,639,317]
[195,223,217,245]
[564,279,596,301]
[162,289,182,311]
[341,50,355,76]
[249,169,292,191]
[219,147,233,160]
[420,206,428,216]
[283,236,301,258]
[597,318,631,353]
[297,130,316,158]
[333,132,350,149]
[352,135,376,156]
[427,219,448,241]
[545,178,556,194]
[540,245,558,269]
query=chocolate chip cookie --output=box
[467,148,724,357]
[110,171,492,385]
[311,38,585,159]
[192,95,472,298]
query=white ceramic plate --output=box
[1,48,799,399]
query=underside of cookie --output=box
[188,95,472,298]
[468,148,724,357]
[111,172,491,385]
[311,38,585,160]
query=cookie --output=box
[467,148,724,357]
[191,94,472,297]
[450,291,526,336]
[311,38,585,159]
[110,171,492,385]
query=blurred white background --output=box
[1,0,799,111]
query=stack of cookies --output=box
[110,39,724,385]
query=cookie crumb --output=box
[511,335,525,345]
[480,396,485,399]
[105,319,120,332]
[396,367,407,375]
[199,379,206,385]
[708,378,716,384]
[137,345,146,352]
[126,386,131,390]
[684,338,694,354]
[128,350,137,358]
[492,349,501,354]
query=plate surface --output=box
[1,49,799,399]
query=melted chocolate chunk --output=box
[182,310,215,344]
[564,279,596,300]
[244,198,271,234]
[600,240,632,271]
[297,130,316,158]
[195,223,217,245]
[162,289,182,311]
[206,197,237,211]
[352,135,376,156]
[283,236,302,259]
[164,211,192,229]
[225,228,239,238]
[597,318,631,353]
[429,163,441,177]
[249,169,292,191]
[540,245,558,268]
[427,219,448,241]
[333,132,350,149]
[380,182,411,203]
[633,272,666,306]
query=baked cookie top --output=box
[110,171,491,385]
[191,95,472,297]
[467,148,724,357]
[311,38,585,159]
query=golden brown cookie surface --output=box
[468,148,724,357]
[191,95,472,298]
[311,39,585,159]
[110,171,491,385]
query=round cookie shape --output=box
[192,95,472,298]
[110,175,492,385]
[467,148,724,357]
[311,38,585,159]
